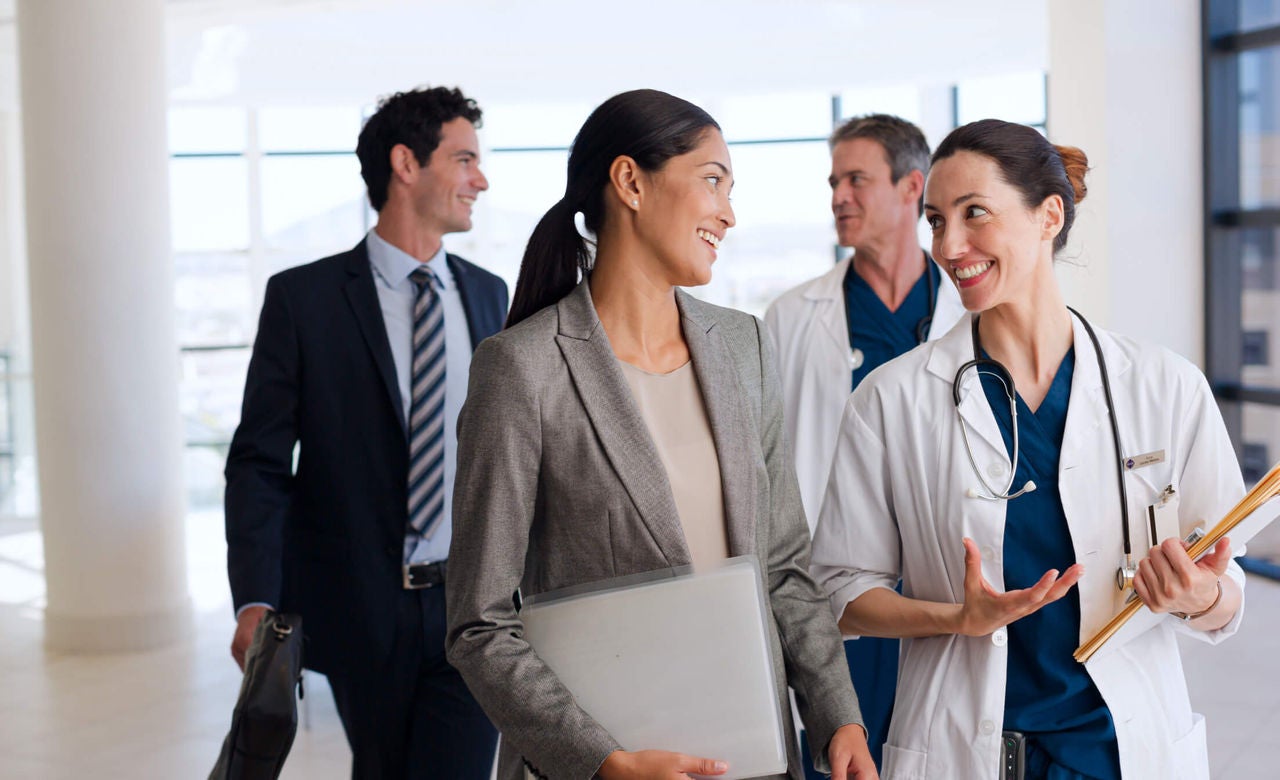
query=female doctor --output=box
[809,119,1246,780]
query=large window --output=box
[167,76,1046,510]
[169,106,372,508]
[1204,2,1280,487]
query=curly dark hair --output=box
[356,86,483,212]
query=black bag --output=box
[210,611,305,780]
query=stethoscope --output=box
[953,307,1138,592]
[849,256,937,371]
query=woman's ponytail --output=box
[505,197,590,328]
[504,90,719,328]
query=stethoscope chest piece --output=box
[850,347,865,371]
[1116,560,1138,592]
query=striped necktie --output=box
[407,266,446,539]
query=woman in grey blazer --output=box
[445,90,875,780]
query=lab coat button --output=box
[988,462,1007,478]
[981,546,995,561]
[980,719,995,735]
[992,628,1008,647]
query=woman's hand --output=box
[828,723,879,779]
[953,538,1083,637]
[1134,536,1231,617]
[597,750,727,779]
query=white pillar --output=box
[0,111,21,360]
[17,0,190,651]
[1049,0,1204,365]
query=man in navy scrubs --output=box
[765,114,962,773]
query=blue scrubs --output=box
[846,260,940,389]
[800,261,940,777]
[980,348,1122,780]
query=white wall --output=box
[1049,0,1204,366]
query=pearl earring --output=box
[631,199,639,207]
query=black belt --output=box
[403,560,447,590]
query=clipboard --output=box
[520,556,787,779]
[1076,462,1280,663]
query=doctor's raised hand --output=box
[810,119,1246,780]
[953,537,1083,637]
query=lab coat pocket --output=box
[881,743,928,780]
[1169,712,1210,780]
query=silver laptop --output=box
[520,556,787,779]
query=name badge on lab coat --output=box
[1124,449,1165,471]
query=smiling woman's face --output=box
[924,150,1057,313]
[631,128,737,288]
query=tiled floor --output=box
[1,510,1278,778]
[0,511,351,778]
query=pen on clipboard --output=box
[1123,526,1206,605]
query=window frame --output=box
[1203,2,1280,446]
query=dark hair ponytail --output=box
[506,198,589,329]
[505,89,719,328]
[932,119,1089,254]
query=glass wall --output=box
[169,106,372,508]
[164,75,1046,510]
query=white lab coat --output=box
[811,312,1247,780]
[764,256,965,530]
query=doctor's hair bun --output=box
[1054,145,1089,204]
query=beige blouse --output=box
[618,359,729,570]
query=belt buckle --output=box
[403,562,442,590]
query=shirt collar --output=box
[366,228,450,290]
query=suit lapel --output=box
[342,241,407,437]
[678,292,758,557]
[447,253,502,350]
[555,283,691,566]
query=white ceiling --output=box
[0,0,1047,111]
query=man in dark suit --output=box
[224,86,507,779]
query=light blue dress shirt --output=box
[366,228,473,565]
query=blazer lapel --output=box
[678,291,758,557]
[342,241,407,437]
[555,283,691,566]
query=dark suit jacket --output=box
[446,281,861,780]
[225,238,507,674]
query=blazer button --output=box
[991,627,1008,647]
[386,545,399,557]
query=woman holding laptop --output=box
[445,89,874,780]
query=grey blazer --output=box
[446,281,861,780]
